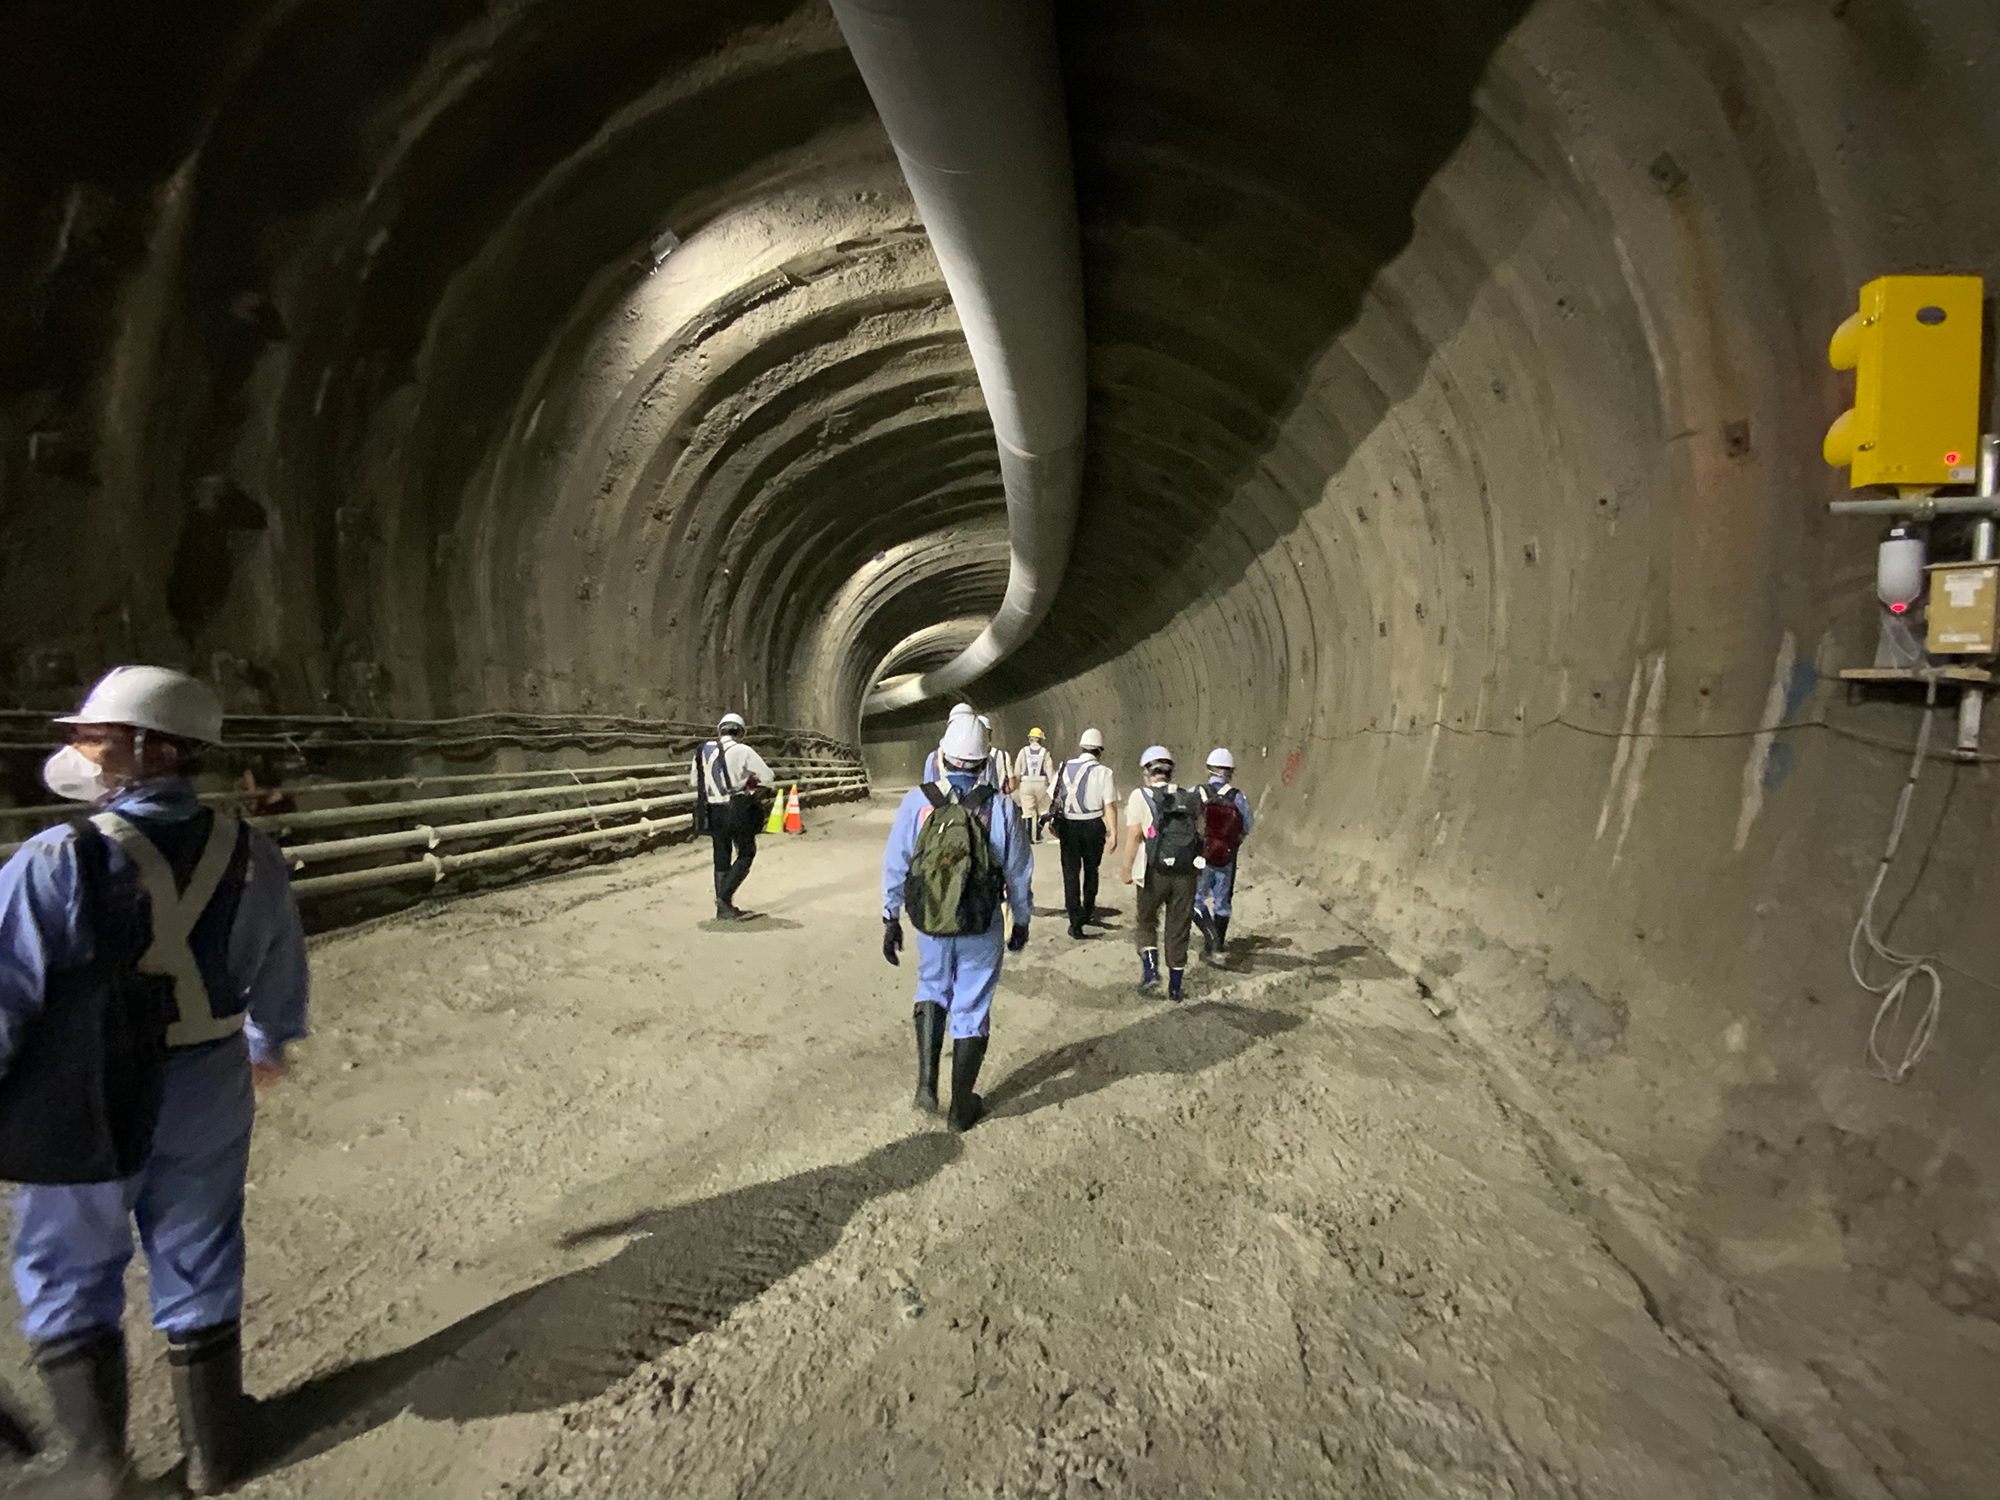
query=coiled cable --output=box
[1848,678,1944,1082]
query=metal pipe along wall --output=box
[829,0,1088,720]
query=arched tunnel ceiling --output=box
[3,0,1996,744]
[3,0,1566,735]
[6,3,2000,1494]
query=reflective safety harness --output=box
[1055,756,1106,817]
[701,740,737,803]
[89,810,244,1048]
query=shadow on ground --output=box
[254,1133,959,1472]
[986,1000,1305,1121]
[1214,936,1400,978]
[696,914,804,932]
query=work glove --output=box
[1007,920,1030,953]
[883,918,905,966]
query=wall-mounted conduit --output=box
[828,0,1088,719]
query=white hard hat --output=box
[949,702,976,719]
[1079,727,1105,751]
[718,711,746,733]
[977,714,992,729]
[1207,747,1235,771]
[56,666,223,744]
[1140,745,1174,769]
[939,713,990,764]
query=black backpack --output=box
[0,821,174,1185]
[1143,785,1204,874]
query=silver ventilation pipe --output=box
[829,0,1087,717]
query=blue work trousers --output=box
[914,916,1006,1040]
[11,1038,254,1344]
[1195,861,1238,920]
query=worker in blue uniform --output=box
[881,713,1032,1132]
[0,666,309,1496]
[1192,746,1254,962]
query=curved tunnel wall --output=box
[2,2,1997,1491]
[974,7,2000,1492]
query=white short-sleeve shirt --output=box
[1056,755,1116,817]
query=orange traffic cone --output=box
[783,784,804,834]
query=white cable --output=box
[1847,680,1944,1082]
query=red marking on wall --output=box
[1281,750,1303,786]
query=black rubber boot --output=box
[1213,916,1230,960]
[32,1328,131,1499]
[169,1322,251,1497]
[1068,920,1087,939]
[1137,947,1160,994]
[0,1381,37,1459]
[912,1003,946,1114]
[948,1036,988,1133]
[1192,907,1215,953]
[1168,967,1185,1002]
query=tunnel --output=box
[1,2,1997,1497]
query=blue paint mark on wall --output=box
[1761,740,1795,789]
[1760,660,1821,791]
[1782,659,1819,719]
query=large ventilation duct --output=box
[829,0,1087,719]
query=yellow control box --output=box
[1824,274,1984,489]
[1926,562,1999,655]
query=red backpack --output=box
[1200,786,1245,867]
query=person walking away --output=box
[1193,748,1254,962]
[880,713,1032,1132]
[1013,728,1055,842]
[691,712,773,920]
[921,706,1008,790]
[982,716,1014,793]
[0,666,310,1496]
[1121,746,1204,1001]
[1051,729,1117,939]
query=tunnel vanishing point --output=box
[3,2,1999,1495]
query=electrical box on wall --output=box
[1824,274,1984,489]
[1925,561,2000,654]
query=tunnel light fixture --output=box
[1876,526,1924,613]
[649,229,682,271]
[1824,274,1982,489]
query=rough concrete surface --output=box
[3,800,1821,1498]
[3,0,1999,1492]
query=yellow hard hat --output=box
[1029,726,1045,738]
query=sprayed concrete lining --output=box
[2,2,1998,1493]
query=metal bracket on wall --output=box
[1832,435,1999,757]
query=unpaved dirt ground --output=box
[4,794,1816,1499]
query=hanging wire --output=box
[1847,677,1945,1082]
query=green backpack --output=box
[905,783,1007,937]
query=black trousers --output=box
[1135,868,1198,970]
[710,799,758,904]
[1055,815,1106,923]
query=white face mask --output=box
[43,745,111,803]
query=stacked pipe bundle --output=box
[0,711,869,920]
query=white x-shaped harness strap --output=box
[90,810,245,1048]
